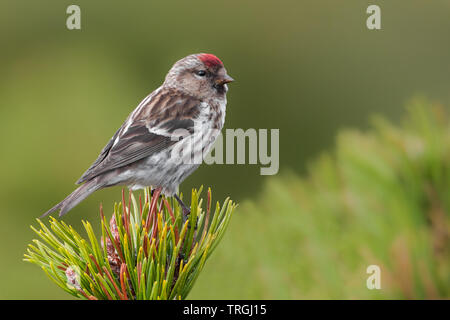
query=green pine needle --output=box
[24,187,236,300]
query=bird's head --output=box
[163,53,234,99]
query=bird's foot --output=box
[182,206,191,218]
[174,194,189,216]
[182,208,198,230]
[174,194,198,229]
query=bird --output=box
[43,53,234,217]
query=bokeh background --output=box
[1,0,449,299]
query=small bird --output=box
[44,53,233,217]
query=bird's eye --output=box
[196,70,207,77]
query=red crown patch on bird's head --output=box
[198,54,223,68]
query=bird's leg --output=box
[174,194,199,230]
[174,194,190,218]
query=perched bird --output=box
[44,53,233,217]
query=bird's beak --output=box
[216,74,235,85]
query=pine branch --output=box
[24,187,236,300]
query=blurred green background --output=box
[0,1,449,299]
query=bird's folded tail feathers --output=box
[41,180,101,218]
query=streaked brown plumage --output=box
[43,53,233,217]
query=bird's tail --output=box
[42,180,102,217]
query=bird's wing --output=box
[76,88,201,184]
